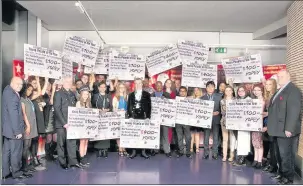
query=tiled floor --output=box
[2,150,303,184]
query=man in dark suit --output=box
[127,78,151,159]
[201,81,222,160]
[150,81,172,158]
[54,77,84,169]
[267,70,302,185]
[2,77,33,179]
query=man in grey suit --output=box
[201,81,222,160]
[2,77,33,179]
[267,70,301,185]
[150,81,172,158]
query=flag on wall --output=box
[13,59,25,78]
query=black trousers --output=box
[2,137,23,178]
[276,135,299,181]
[56,128,78,166]
[22,139,32,171]
[175,124,191,154]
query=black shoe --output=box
[263,164,271,172]
[212,154,218,160]
[141,150,150,159]
[165,152,172,158]
[2,173,12,179]
[252,161,258,167]
[70,163,85,169]
[60,164,69,170]
[176,151,183,158]
[33,157,41,167]
[203,154,209,159]
[83,155,90,165]
[278,177,293,185]
[255,162,262,169]
[271,174,282,180]
[13,173,33,179]
[150,150,156,156]
[186,154,193,159]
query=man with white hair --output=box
[54,77,84,169]
[267,70,302,184]
[2,77,33,179]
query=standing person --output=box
[151,81,172,158]
[251,85,266,169]
[44,82,57,161]
[2,77,33,179]
[217,82,227,157]
[112,82,129,157]
[267,70,301,184]
[174,79,181,96]
[53,77,82,169]
[76,86,91,166]
[190,87,203,154]
[127,78,151,159]
[220,86,237,162]
[262,79,278,174]
[201,81,222,160]
[20,84,39,172]
[92,81,113,158]
[217,82,227,98]
[143,76,155,94]
[232,85,252,166]
[175,86,192,159]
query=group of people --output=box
[2,70,301,185]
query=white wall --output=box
[41,26,49,48]
[48,31,287,65]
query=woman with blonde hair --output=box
[113,82,129,157]
[76,86,91,167]
[190,87,203,154]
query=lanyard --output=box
[26,98,35,112]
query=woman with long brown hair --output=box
[190,87,203,154]
[251,84,266,169]
[113,82,129,157]
[220,85,237,162]
[262,79,278,173]
[76,86,92,166]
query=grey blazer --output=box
[201,93,222,125]
[267,82,302,137]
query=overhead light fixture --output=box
[74,1,106,44]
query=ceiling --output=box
[17,1,292,32]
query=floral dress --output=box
[251,98,265,149]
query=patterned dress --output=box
[251,98,265,149]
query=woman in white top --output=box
[112,82,129,157]
[76,86,91,167]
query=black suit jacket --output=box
[267,82,302,137]
[127,91,151,119]
[92,93,113,111]
[151,92,171,99]
[201,93,222,125]
[1,86,24,139]
[53,88,77,129]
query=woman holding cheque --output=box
[113,82,129,157]
[75,86,91,167]
[92,81,113,158]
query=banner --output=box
[91,111,125,141]
[108,53,145,80]
[175,97,214,128]
[151,97,176,127]
[84,49,110,75]
[61,54,73,80]
[63,35,100,67]
[24,44,62,79]
[221,54,263,83]
[263,64,286,80]
[120,119,160,149]
[66,107,99,139]
[226,99,263,131]
[146,44,182,76]
[177,40,209,64]
[13,59,25,79]
[181,63,217,88]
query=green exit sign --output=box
[215,47,227,53]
